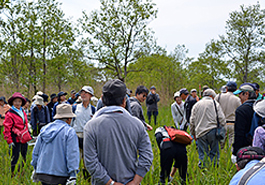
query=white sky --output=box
[59,0,265,59]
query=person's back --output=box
[83,79,153,185]
[32,120,79,176]
[216,91,241,121]
[85,107,152,184]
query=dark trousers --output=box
[10,142,28,172]
[147,111,158,125]
[155,132,187,184]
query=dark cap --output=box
[58,91,67,97]
[102,79,126,98]
[0,96,7,104]
[252,83,260,90]
[41,93,49,102]
[226,81,237,89]
[237,146,265,163]
[70,90,76,94]
[150,86,156,90]
[179,88,189,95]
[50,93,57,100]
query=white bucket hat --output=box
[54,104,76,119]
[35,96,44,106]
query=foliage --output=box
[79,0,158,81]
[186,40,229,91]
[0,0,97,97]
[0,106,237,184]
[220,2,265,83]
[126,45,188,104]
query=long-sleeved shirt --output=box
[71,103,94,133]
[232,99,255,155]
[31,105,50,131]
[31,120,79,177]
[146,93,160,111]
[253,125,265,151]
[190,96,226,138]
[83,106,153,185]
[129,97,147,127]
[171,101,185,129]
[215,92,241,122]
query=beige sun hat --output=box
[53,104,76,119]
[35,96,44,106]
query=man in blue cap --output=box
[231,83,257,163]
[215,81,241,148]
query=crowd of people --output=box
[1,80,265,185]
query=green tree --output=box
[127,45,188,103]
[187,40,229,91]
[220,3,265,83]
[79,0,157,81]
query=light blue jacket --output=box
[31,120,79,177]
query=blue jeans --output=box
[147,111,158,125]
[197,128,219,167]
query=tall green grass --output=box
[0,106,237,184]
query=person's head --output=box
[50,93,58,103]
[253,83,260,96]
[135,86,149,103]
[8,92,26,109]
[226,81,237,92]
[191,89,197,98]
[236,146,265,171]
[41,93,48,104]
[202,85,209,92]
[23,98,31,109]
[53,104,76,124]
[179,88,189,100]
[150,86,156,94]
[80,86,94,103]
[203,89,216,99]
[70,90,76,99]
[35,96,44,109]
[0,96,7,106]
[57,91,67,103]
[234,83,256,103]
[102,79,127,107]
[173,91,182,105]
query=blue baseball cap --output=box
[233,83,255,95]
[226,81,237,89]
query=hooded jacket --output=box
[3,108,28,144]
[31,119,79,177]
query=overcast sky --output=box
[59,0,265,59]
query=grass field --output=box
[0,106,237,184]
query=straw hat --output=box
[35,96,44,106]
[53,104,76,119]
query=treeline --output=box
[0,0,265,104]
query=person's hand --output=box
[151,90,156,94]
[231,154,237,164]
[9,142,15,148]
[66,177,76,185]
[147,124,153,131]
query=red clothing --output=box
[3,108,28,144]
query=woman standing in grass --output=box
[3,92,30,176]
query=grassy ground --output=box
[0,106,237,184]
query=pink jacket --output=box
[3,109,28,144]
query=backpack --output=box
[164,126,192,145]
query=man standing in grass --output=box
[130,85,152,131]
[190,89,226,168]
[84,79,153,185]
[146,86,160,125]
